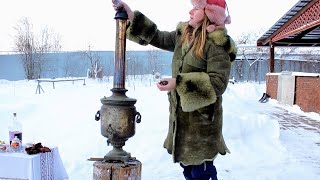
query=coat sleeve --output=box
[176,47,231,112]
[126,11,177,52]
[206,47,232,96]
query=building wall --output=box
[266,74,278,99]
[266,73,320,113]
[295,76,320,113]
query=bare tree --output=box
[145,49,163,75]
[83,45,103,79]
[62,57,74,77]
[301,49,320,73]
[13,17,61,80]
[234,30,269,82]
[103,54,114,82]
[127,51,144,79]
[235,30,263,45]
[61,52,83,77]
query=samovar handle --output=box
[95,110,100,121]
[135,111,141,123]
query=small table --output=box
[0,147,68,180]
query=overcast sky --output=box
[0,0,298,51]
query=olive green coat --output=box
[126,11,237,165]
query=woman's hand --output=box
[157,78,176,91]
[112,0,134,22]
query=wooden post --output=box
[93,160,142,180]
[269,42,275,73]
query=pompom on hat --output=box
[191,0,231,32]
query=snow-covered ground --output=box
[0,76,319,179]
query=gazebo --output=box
[257,0,320,113]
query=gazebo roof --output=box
[257,0,320,47]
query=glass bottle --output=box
[8,113,22,144]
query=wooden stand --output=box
[93,160,142,180]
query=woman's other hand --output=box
[112,0,134,22]
[157,78,176,91]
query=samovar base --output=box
[104,146,131,162]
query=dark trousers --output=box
[180,161,218,180]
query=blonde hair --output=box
[181,15,211,60]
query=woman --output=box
[112,0,237,179]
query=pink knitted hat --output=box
[191,0,231,32]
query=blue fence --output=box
[0,50,319,81]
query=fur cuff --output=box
[126,11,157,45]
[176,72,217,112]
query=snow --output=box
[267,72,320,77]
[0,76,319,180]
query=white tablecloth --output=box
[0,147,68,180]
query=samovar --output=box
[94,5,141,163]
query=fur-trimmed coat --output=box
[126,11,237,166]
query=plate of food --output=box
[0,140,7,152]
